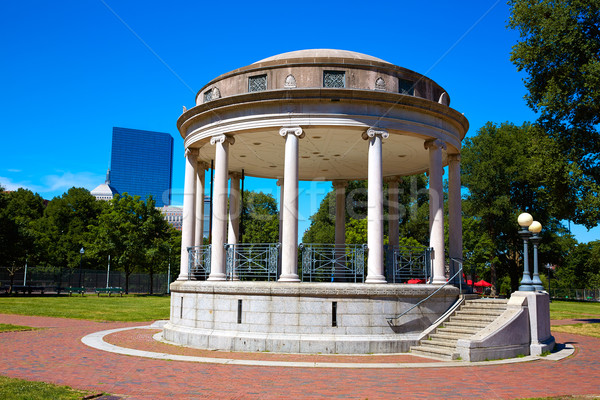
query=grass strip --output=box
[0,295,170,322]
[551,323,600,339]
[549,300,600,320]
[0,324,37,333]
[0,375,95,400]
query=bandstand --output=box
[163,49,470,354]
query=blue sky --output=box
[1,0,598,243]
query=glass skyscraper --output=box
[110,127,174,207]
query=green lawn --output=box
[0,295,170,322]
[0,376,94,400]
[549,300,600,320]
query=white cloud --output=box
[0,171,104,197]
[41,171,103,192]
[0,176,32,191]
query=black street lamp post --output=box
[517,213,534,291]
[78,247,85,288]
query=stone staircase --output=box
[411,298,509,360]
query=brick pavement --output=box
[1,313,599,400]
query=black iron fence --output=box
[0,267,172,294]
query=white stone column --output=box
[208,134,234,281]
[448,154,463,284]
[228,172,242,245]
[425,139,446,284]
[178,148,198,280]
[276,178,284,245]
[279,127,304,282]
[194,161,208,247]
[363,128,388,283]
[333,180,347,246]
[385,176,400,249]
[333,180,347,280]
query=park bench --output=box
[95,287,124,297]
[67,287,86,296]
[12,285,46,294]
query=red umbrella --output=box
[474,279,492,287]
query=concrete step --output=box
[444,318,490,329]
[451,313,500,322]
[425,338,457,348]
[444,320,488,329]
[410,298,509,359]
[429,332,472,341]
[466,298,509,304]
[437,326,480,335]
[457,307,505,315]
[411,345,458,360]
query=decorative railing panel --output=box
[301,244,366,282]
[225,243,279,281]
[188,245,211,280]
[386,246,432,283]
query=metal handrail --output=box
[386,257,463,324]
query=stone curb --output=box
[81,324,575,369]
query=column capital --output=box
[383,175,401,185]
[279,126,304,139]
[210,134,235,146]
[332,179,348,189]
[197,160,209,170]
[276,178,284,186]
[229,171,243,180]
[362,127,389,140]
[185,148,199,158]
[448,153,461,163]
[424,139,447,151]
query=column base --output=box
[518,284,535,291]
[431,276,447,285]
[278,274,300,282]
[207,273,226,281]
[365,275,387,284]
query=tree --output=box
[240,191,279,243]
[88,193,173,293]
[0,188,45,291]
[138,198,174,294]
[508,0,600,227]
[461,122,575,293]
[302,178,430,245]
[35,187,105,286]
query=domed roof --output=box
[253,49,391,65]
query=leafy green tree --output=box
[35,187,105,286]
[508,0,600,227]
[461,122,574,293]
[240,191,279,243]
[88,193,150,293]
[302,177,429,245]
[554,240,600,290]
[138,198,174,294]
[0,188,45,291]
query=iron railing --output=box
[225,243,279,281]
[300,243,366,282]
[188,245,211,280]
[386,246,432,283]
[386,257,464,325]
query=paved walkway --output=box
[1,313,599,399]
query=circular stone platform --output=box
[163,281,459,354]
